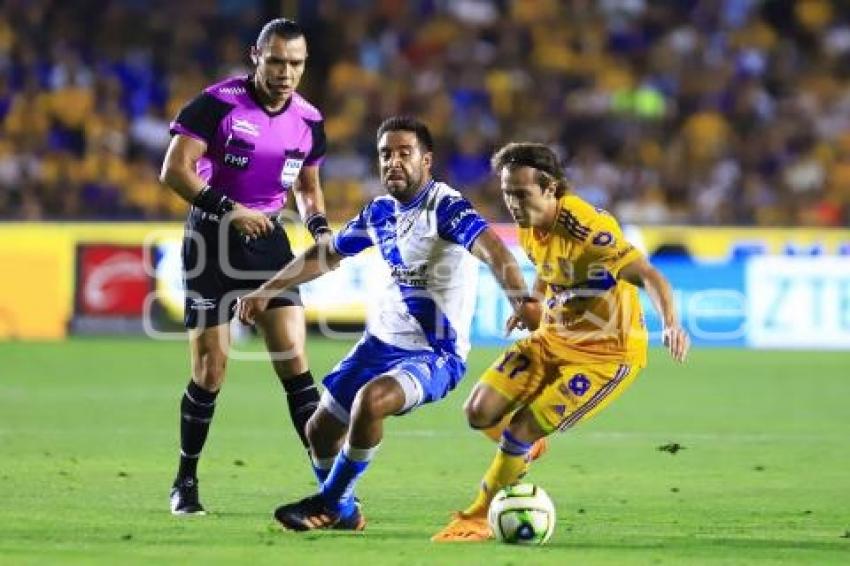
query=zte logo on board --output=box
[224,154,249,169]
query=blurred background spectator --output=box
[1,0,849,226]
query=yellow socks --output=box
[463,430,533,517]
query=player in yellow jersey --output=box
[432,142,689,542]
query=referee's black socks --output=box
[176,380,219,482]
[281,370,320,448]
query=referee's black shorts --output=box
[182,208,302,329]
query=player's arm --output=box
[238,203,374,324]
[619,258,689,363]
[471,228,541,331]
[160,135,273,237]
[162,94,273,237]
[504,274,546,335]
[159,134,209,204]
[293,119,331,242]
[531,274,547,303]
[293,164,331,242]
[237,241,343,325]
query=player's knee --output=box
[305,414,322,448]
[464,397,497,430]
[193,353,227,390]
[352,381,394,422]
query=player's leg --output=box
[299,335,386,485]
[273,375,403,531]
[465,361,640,514]
[431,406,549,542]
[431,340,546,541]
[171,323,231,515]
[275,347,461,531]
[305,405,348,484]
[464,381,514,433]
[318,375,406,517]
[171,213,231,515]
[463,407,549,515]
[254,304,321,451]
[457,363,639,522]
[464,340,546,449]
[243,220,321,452]
[272,335,408,530]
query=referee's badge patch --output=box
[280,158,304,187]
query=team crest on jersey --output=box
[568,374,591,396]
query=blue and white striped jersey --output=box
[331,180,488,360]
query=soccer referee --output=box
[160,18,330,515]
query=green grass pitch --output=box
[1,337,848,565]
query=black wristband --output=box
[193,186,236,217]
[305,213,331,241]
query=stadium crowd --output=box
[1,0,850,226]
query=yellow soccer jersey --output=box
[519,194,648,367]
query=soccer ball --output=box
[488,483,556,545]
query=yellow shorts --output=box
[479,335,642,434]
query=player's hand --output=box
[505,298,542,336]
[229,204,274,239]
[504,313,523,336]
[662,324,690,363]
[236,290,270,325]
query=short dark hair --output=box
[491,142,569,197]
[256,18,304,47]
[376,116,434,152]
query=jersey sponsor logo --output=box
[225,133,254,150]
[224,153,250,169]
[280,158,304,187]
[592,231,615,246]
[232,119,260,137]
[390,263,428,288]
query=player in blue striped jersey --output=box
[237,116,540,530]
